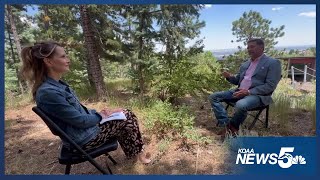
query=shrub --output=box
[144,100,210,144]
[151,51,230,102]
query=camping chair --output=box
[32,106,118,175]
[223,100,269,130]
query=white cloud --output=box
[272,7,284,11]
[205,4,212,9]
[298,11,316,18]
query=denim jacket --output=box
[35,77,101,146]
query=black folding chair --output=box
[224,101,269,130]
[32,106,118,175]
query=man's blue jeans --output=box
[208,89,263,129]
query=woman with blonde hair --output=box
[21,41,151,164]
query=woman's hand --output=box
[99,109,110,119]
[100,108,123,117]
[109,108,123,113]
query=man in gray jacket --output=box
[208,38,282,135]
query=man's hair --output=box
[247,38,265,48]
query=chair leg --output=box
[65,164,71,175]
[105,160,113,174]
[265,106,269,128]
[106,153,117,165]
[94,163,109,174]
[248,110,263,130]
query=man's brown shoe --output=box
[217,123,239,137]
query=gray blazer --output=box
[227,54,282,105]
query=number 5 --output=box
[278,147,294,168]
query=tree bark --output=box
[137,13,145,95]
[79,5,106,98]
[6,5,27,94]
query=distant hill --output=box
[274,45,316,51]
[211,45,316,60]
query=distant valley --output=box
[211,45,316,60]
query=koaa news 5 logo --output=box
[236,147,306,168]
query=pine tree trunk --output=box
[7,25,24,93]
[127,14,138,92]
[79,5,106,98]
[85,53,95,87]
[137,13,145,95]
[6,5,27,94]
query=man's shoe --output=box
[217,123,239,137]
[228,125,239,137]
[226,123,239,137]
[217,128,227,135]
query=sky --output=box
[26,4,316,50]
[199,4,316,50]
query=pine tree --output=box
[79,5,106,98]
[153,5,205,102]
[5,5,29,94]
[123,5,158,95]
[231,10,285,53]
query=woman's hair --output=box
[20,41,61,100]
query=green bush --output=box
[144,100,210,144]
[222,49,248,74]
[5,63,19,93]
[151,51,230,102]
[144,100,194,135]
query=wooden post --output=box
[304,64,307,83]
[291,66,295,88]
[287,58,291,78]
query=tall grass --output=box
[293,93,316,131]
[5,91,33,109]
[271,79,316,132]
[105,78,132,93]
[75,78,132,99]
[270,93,292,132]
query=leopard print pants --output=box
[82,109,144,158]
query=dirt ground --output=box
[4,97,315,175]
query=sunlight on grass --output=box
[270,93,291,132]
[271,79,316,132]
[5,91,33,109]
[106,78,132,93]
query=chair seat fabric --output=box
[224,101,269,111]
[59,139,118,164]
